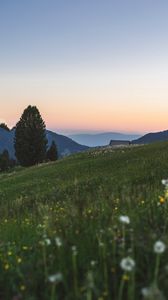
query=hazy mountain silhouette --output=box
[0,128,88,159]
[69,132,141,147]
[133,130,168,144]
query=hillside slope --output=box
[1,142,168,299]
[133,129,168,144]
[1,142,168,202]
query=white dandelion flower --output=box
[48,272,63,283]
[161,179,168,186]
[44,238,51,246]
[55,237,62,247]
[99,241,104,248]
[119,215,130,224]
[141,287,150,297]
[120,257,135,272]
[72,246,78,256]
[154,241,166,254]
[141,285,165,299]
[90,260,97,267]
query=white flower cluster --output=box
[119,215,130,224]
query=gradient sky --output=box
[1,0,168,134]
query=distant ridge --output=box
[69,132,141,147]
[0,128,88,159]
[133,130,168,144]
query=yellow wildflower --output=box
[22,246,28,250]
[17,257,22,264]
[4,263,9,270]
[159,196,165,204]
[122,274,130,281]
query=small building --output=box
[109,140,131,147]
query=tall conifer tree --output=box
[47,140,58,161]
[14,105,47,166]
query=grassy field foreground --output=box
[1,143,168,299]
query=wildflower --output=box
[4,263,9,270]
[119,215,130,224]
[22,246,28,250]
[8,251,12,256]
[103,291,108,297]
[44,238,51,246]
[122,274,130,281]
[48,272,63,283]
[154,241,166,254]
[120,257,135,272]
[165,190,168,198]
[99,242,104,248]
[17,257,22,264]
[90,260,97,267]
[72,246,78,256]
[55,237,62,247]
[20,285,26,291]
[159,196,165,204]
[161,179,168,187]
[142,285,165,299]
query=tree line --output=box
[0,105,58,172]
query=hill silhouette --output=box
[133,129,168,144]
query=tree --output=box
[0,123,10,131]
[0,150,10,171]
[47,140,58,161]
[14,105,47,166]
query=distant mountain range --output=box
[132,130,168,144]
[1,128,168,159]
[0,128,88,159]
[69,132,141,147]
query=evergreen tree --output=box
[0,123,10,131]
[14,105,47,166]
[0,150,10,171]
[47,140,58,161]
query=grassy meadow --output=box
[1,142,168,299]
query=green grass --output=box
[1,142,168,299]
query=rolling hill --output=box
[1,142,168,299]
[133,129,168,144]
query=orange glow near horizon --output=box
[1,67,168,134]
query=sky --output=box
[1,0,168,134]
